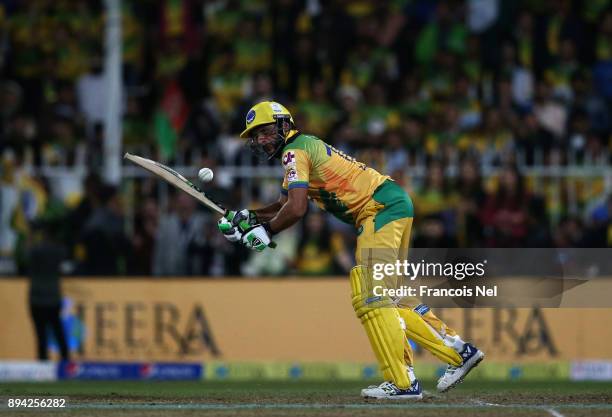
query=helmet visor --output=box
[247,123,285,160]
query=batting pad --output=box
[350,266,411,388]
[398,308,463,367]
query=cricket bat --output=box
[124,152,226,215]
[124,153,276,248]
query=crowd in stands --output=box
[0,0,611,276]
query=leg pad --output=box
[350,266,411,388]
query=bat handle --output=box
[225,213,278,249]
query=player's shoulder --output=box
[282,132,325,153]
[281,133,331,168]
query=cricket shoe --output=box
[437,343,485,393]
[361,380,423,400]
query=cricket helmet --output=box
[240,101,295,159]
[239,101,294,139]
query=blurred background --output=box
[0,0,611,278]
[0,0,611,382]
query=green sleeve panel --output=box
[283,134,328,167]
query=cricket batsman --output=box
[217,101,484,399]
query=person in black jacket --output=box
[27,220,70,361]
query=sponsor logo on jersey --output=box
[287,168,298,182]
[282,151,296,167]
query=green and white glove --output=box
[219,209,276,250]
[241,225,272,252]
[217,217,242,242]
[218,209,259,243]
[226,209,258,231]
[230,209,258,230]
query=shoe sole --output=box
[437,351,485,393]
[361,393,423,400]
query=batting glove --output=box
[241,225,272,252]
[226,209,258,231]
[217,217,242,243]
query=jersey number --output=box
[325,145,366,171]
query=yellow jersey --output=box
[281,132,392,227]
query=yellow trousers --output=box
[353,213,462,372]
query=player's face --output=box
[250,124,278,156]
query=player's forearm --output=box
[254,201,283,222]
[267,200,306,234]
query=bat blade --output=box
[124,153,226,216]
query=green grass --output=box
[1,380,612,416]
[0,380,611,398]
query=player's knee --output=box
[350,265,393,318]
[350,266,367,317]
[352,294,383,319]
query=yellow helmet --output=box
[239,101,294,139]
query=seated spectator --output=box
[294,211,352,276]
[414,159,457,237]
[455,157,485,247]
[553,216,585,247]
[413,214,458,248]
[480,165,530,247]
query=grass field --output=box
[1,380,612,417]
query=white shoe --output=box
[437,343,485,392]
[361,380,423,400]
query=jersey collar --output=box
[283,130,301,149]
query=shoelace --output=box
[441,365,459,379]
[367,380,418,393]
[379,381,397,393]
[365,381,394,390]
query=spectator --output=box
[553,215,585,247]
[76,53,109,137]
[188,217,249,276]
[499,42,534,111]
[455,157,485,246]
[78,184,131,275]
[0,81,23,141]
[68,172,102,247]
[414,2,467,66]
[481,165,530,247]
[296,78,338,138]
[385,130,409,174]
[1,0,611,277]
[583,194,612,247]
[414,160,457,237]
[413,214,458,248]
[128,197,159,276]
[294,211,352,275]
[533,81,568,142]
[153,192,206,276]
[525,196,554,247]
